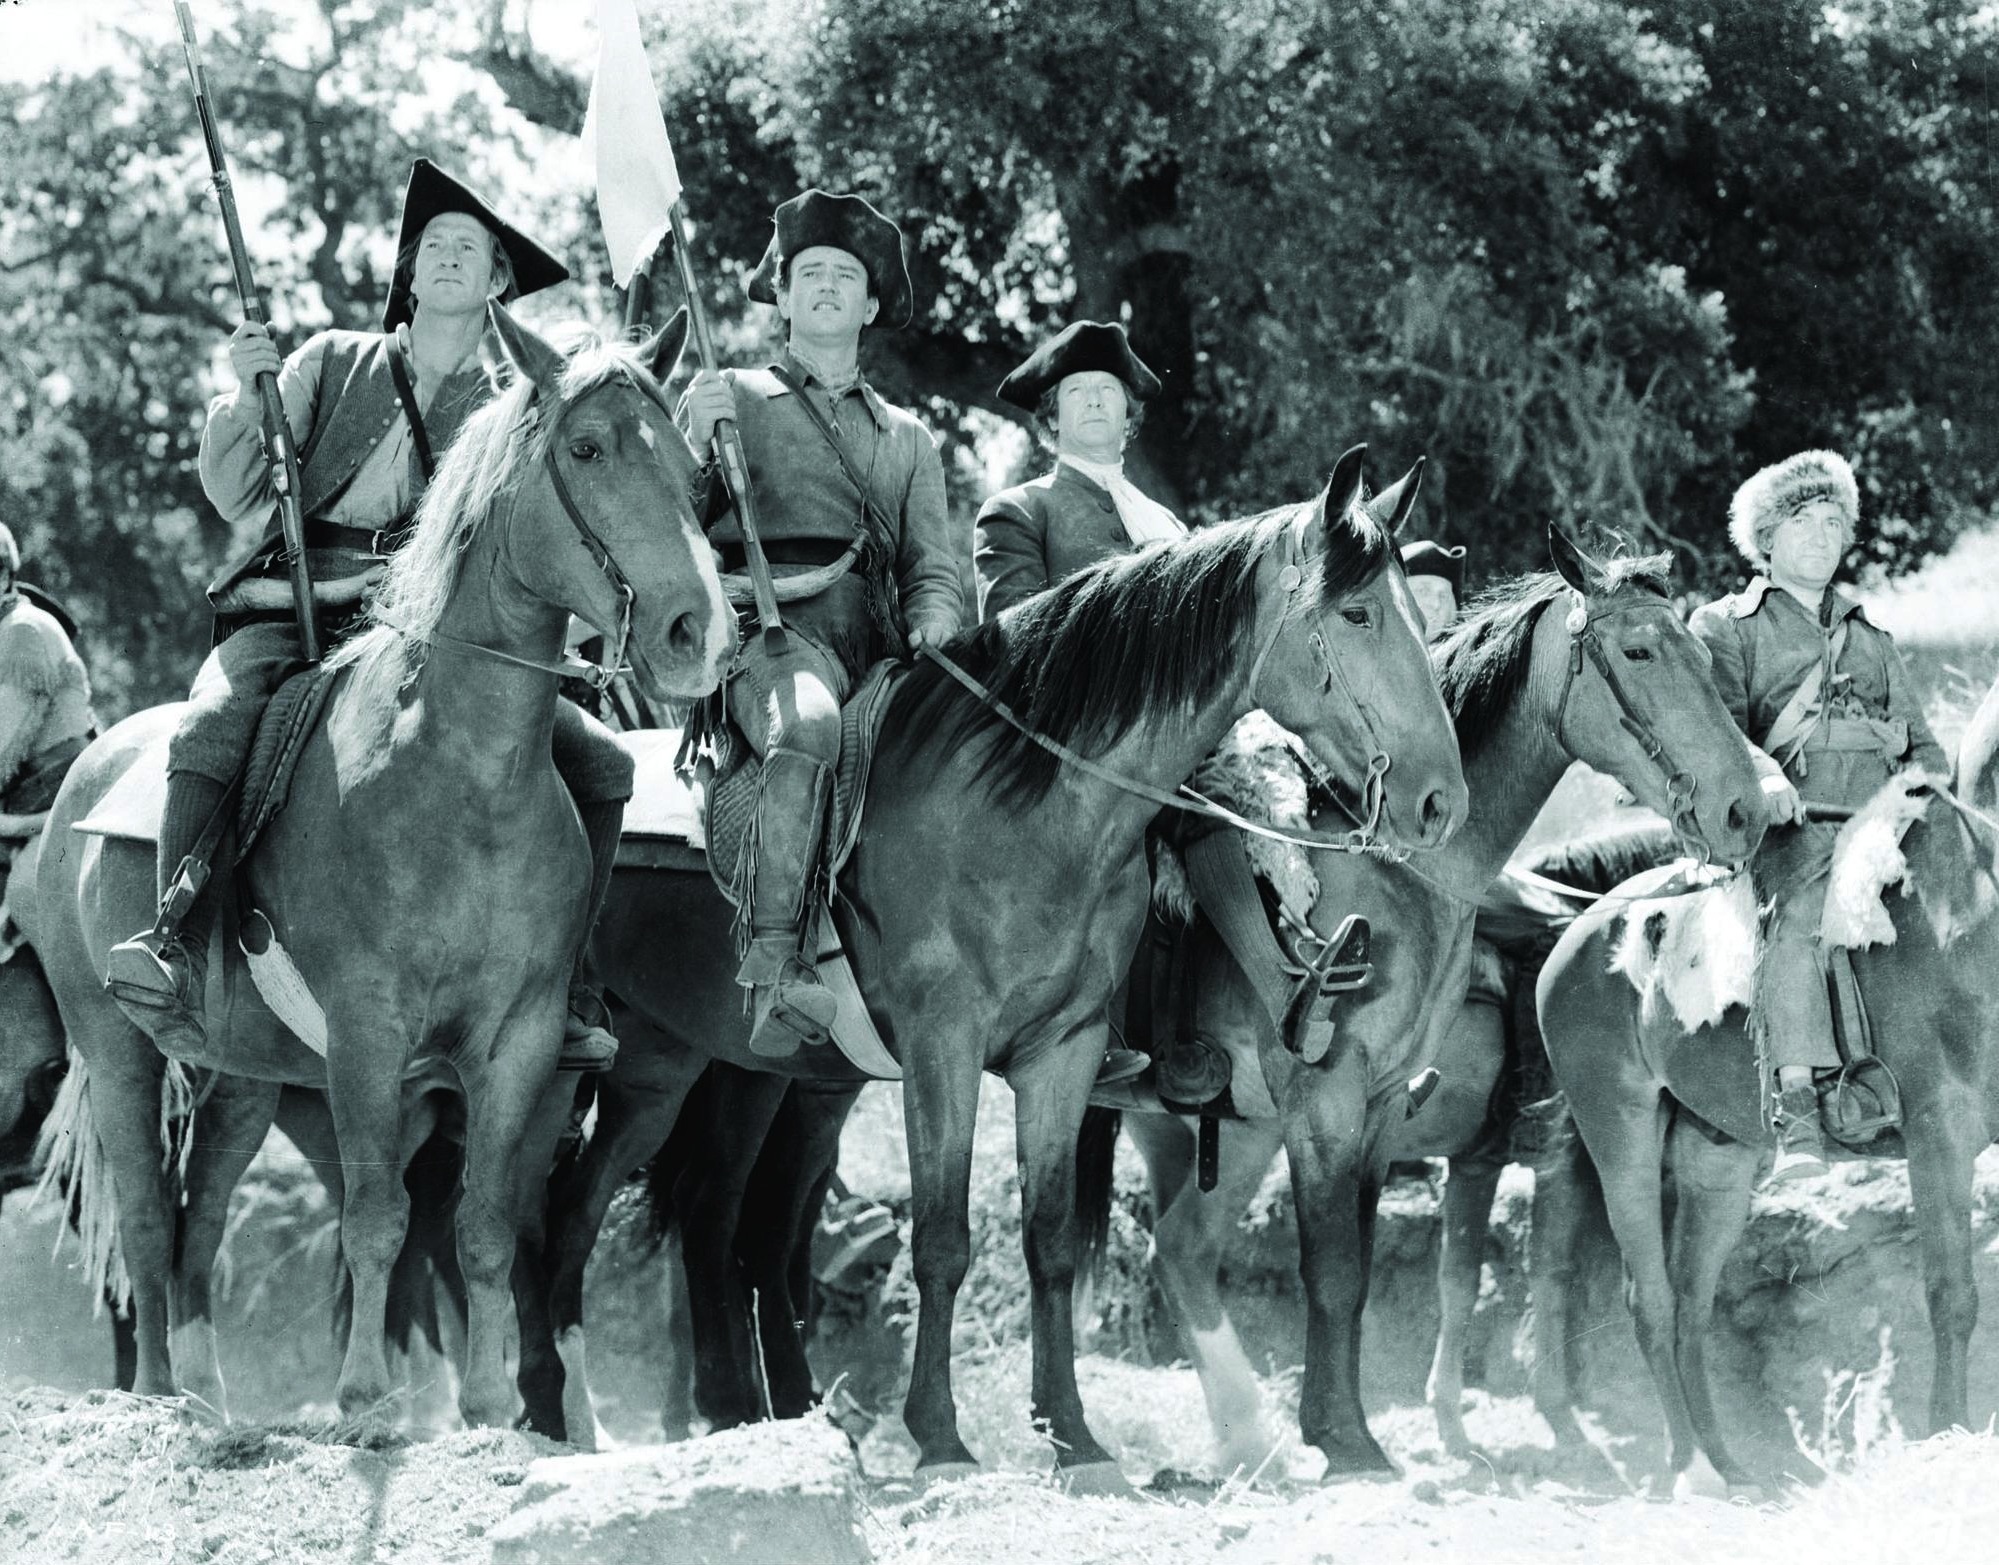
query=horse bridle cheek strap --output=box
[1554,593,1705,859]
[541,441,637,694]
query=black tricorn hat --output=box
[381,158,569,332]
[996,321,1162,411]
[1399,539,1467,596]
[745,189,914,331]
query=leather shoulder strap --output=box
[387,338,436,481]
[1759,619,1849,763]
[768,364,886,530]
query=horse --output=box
[1533,677,1999,1495]
[531,447,1469,1485]
[32,305,735,1428]
[1080,533,1768,1479]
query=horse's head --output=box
[0,952,66,1191]
[1541,524,1765,864]
[489,302,736,702]
[1248,446,1466,851]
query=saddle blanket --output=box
[613,661,905,1081]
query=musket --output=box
[662,205,787,654]
[174,1,320,662]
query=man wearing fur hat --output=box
[1689,450,1948,1181]
[679,190,964,1057]
[109,159,634,1073]
[975,320,1180,621]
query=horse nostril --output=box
[1419,788,1450,843]
[1726,798,1748,834]
[666,611,699,660]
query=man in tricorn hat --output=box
[108,158,633,1072]
[679,189,965,1057]
[1690,450,1948,1181]
[973,319,1184,1087]
[1398,538,1466,641]
[975,319,1179,621]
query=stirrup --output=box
[748,968,838,1057]
[1155,1041,1231,1107]
[105,932,199,1013]
[1094,1047,1152,1089]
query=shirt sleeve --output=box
[196,332,329,526]
[894,425,966,639]
[973,494,1047,621]
[0,620,58,787]
[1687,601,1750,734]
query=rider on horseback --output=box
[107,159,635,1073]
[0,526,96,830]
[1689,450,1949,1182]
[678,191,966,1057]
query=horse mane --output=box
[325,333,667,756]
[881,493,1392,811]
[1432,554,1671,767]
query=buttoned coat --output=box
[974,462,1141,621]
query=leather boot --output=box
[1768,1084,1829,1183]
[736,751,838,1057]
[106,770,226,1053]
[557,797,624,1073]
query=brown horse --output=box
[33,308,733,1427]
[1088,535,1768,1478]
[1534,677,1999,1494]
[534,449,1468,1485]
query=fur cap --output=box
[1727,450,1858,568]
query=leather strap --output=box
[1759,620,1848,766]
[769,365,888,542]
[387,339,436,481]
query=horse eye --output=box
[569,439,602,463]
[1622,645,1653,663]
[1339,607,1369,628]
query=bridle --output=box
[390,370,675,693]
[1243,505,1396,854]
[1551,589,1709,862]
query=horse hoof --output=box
[1317,1441,1400,1483]
[1058,1460,1135,1499]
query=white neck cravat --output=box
[1060,453,1186,547]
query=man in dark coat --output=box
[679,191,965,1057]
[974,320,1179,621]
[108,160,632,1071]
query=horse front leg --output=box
[900,1027,983,1473]
[1661,1117,1766,1492]
[1426,1156,1502,1459]
[1900,1073,1984,1436]
[1525,1121,1594,1447]
[328,1024,414,1424]
[169,1072,280,1419]
[1282,1052,1395,1478]
[1146,1115,1284,1478]
[510,1073,585,1443]
[453,996,567,1430]
[1011,1029,1126,1491]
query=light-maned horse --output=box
[34,306,734,1427]
[1086,534,1768,1478]
[1534,672,1999,1494]
[533,448,1468,1484]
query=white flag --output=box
[584,0,682,287]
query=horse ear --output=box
[644,306,692,386]
[488,299,563,401]
[1315,444,1369,550]
[1364,455,1427,538]
[1548,521,1602,594]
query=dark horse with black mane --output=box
[1535,668,1999,1495]
[529,450,1468,1485]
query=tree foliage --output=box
[4,0,1995,714]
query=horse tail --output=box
[30,1048,194,1316]
[1075,1104,1122,1290]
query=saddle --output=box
[77,667,341,1059]
[613,661,906,1081]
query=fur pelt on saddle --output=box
[1609,771,1938,1032]
[1152,712,1318,928]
